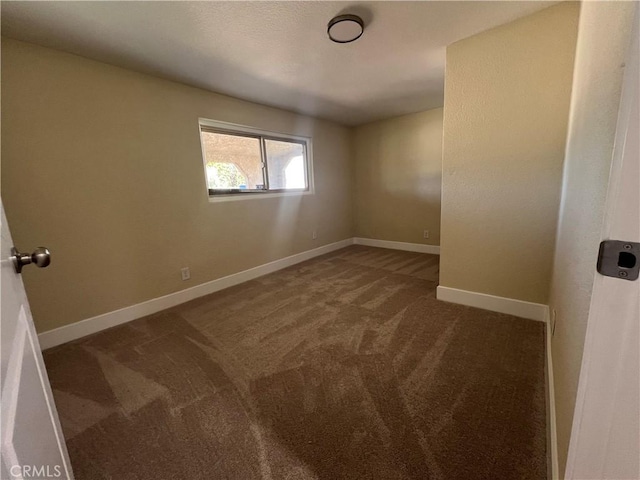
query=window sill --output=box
[208,190,314,203]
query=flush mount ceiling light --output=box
[327,14,364,44]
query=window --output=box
[199,119,312,198]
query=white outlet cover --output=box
[181,267,190,280]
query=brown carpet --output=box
[44,245,547,480]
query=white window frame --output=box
[198,118,315,203]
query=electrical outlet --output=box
[181,267,190,281]
[312,229,318,240]
[423,230,430,239]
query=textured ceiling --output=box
[1,1,557,126]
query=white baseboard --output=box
[38,238,354,350]
[435,285,547,322]
[353,237,440,255]
[544,308,559,480]
[38,237,442,349]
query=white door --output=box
[565,9,639,480]
[0,201,73,479]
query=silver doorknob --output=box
[11,247,51,274]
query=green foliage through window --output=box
[206,163,247,189]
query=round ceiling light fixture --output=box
[327,14,364,44]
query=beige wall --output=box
[353,109,443,245]
[1,38,353,333]
[548,2,636,474]
[440,3,579,304]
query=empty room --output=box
[1,1,638,479]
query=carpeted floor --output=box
[43,245,547,480]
